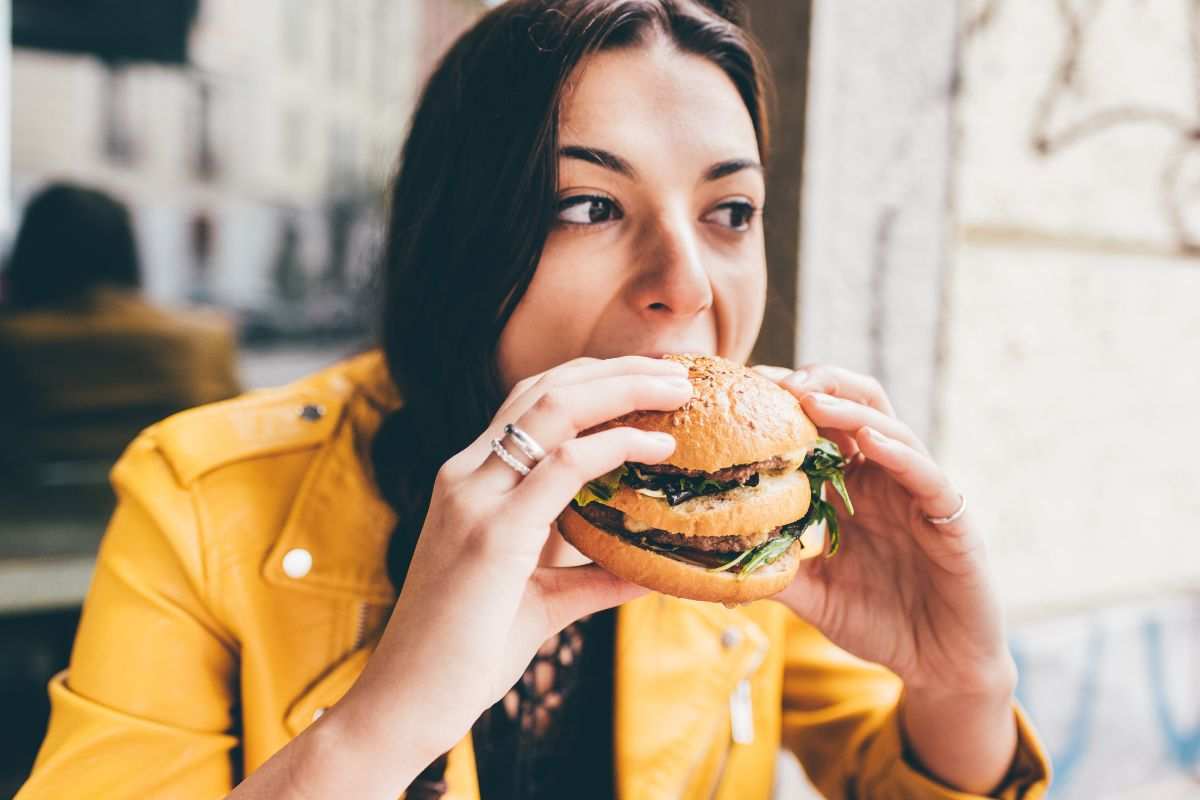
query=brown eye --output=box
[706,201,759,231]
[557,195,623,225]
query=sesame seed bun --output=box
[560,354,824,603]
[584,354,818,473]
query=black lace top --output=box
[404,609,617,799]
[473,609,617,799]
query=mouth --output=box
[637,348,716,359]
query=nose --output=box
[630,209,714,319]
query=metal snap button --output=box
[299,404,325,422]
[721,627,742,649]
[282,548,313,579]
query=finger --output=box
[510,427,677,523]
[478,356,689,461]
[497,355,689,419]
[475,375,690,490]
[531,563,651,635]
[799,392,928,455]
[751,364,792,381]
[780,365,897,417]
[854,426,964,524]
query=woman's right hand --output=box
[319,356,693,794]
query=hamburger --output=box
[557,354,853,604]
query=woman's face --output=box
[497,39,767,391]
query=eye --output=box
[705,201,760,232]
[556,195,623,226]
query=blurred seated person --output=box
[0,183,240,484]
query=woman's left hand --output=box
[755,363,1016,697]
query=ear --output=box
[695,0,748,27]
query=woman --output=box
[17,2,1050,798]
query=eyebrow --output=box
[559,145,762,182]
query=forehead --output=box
[558,41,760,160]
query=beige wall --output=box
[947,0,1200,618]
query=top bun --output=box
[587,354,819,472]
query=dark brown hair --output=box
[3,182,142,309]
[370,0,771,793]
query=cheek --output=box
[713,251,767,361]
[495,240,616,389]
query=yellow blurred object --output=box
[0,286,240,469]
[15,352,1049,799]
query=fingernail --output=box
[785,369,810,387]
[645,432,676,448]
[809,392,840,406]
[660,377,694,393]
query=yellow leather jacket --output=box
[17,353,1050,799]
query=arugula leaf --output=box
[737,534,799,577]
[800,438,853,556]
[573,465,629,507]
[708,547,755,573]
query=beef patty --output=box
[630,454,793,484]
[573,501,783,553]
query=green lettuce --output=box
[573,465,629,507]
[710,438,855,577]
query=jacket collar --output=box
[261,351,400,604]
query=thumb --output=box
[773,563,828,629]
[533,563,649,634]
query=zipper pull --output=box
[729,678,754,745]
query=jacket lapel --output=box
[261,385,398,605]
[281,592,770,800]
[614,594,770,800]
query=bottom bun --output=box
[557,506,826,604]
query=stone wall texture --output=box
[799,1,1200,796]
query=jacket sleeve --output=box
[16,434,240,800]
[780,613,1051,799]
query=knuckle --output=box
[551,439,588,473]
[511,375,539,396]
[799,362,828,378]
[533,388,571,420]
[799,364,835,392]
[438,447,480,483]
[865,375,888,400]
[435,458,462,485]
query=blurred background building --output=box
[1,1,1198,798]
[8,0,480,367]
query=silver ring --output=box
[925,493,967,525]
[490,438,531,477]
[503,423,546,463]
